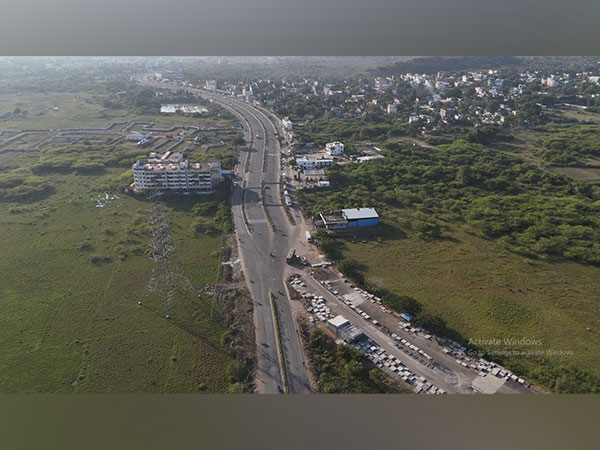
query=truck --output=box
[286,248,296,265]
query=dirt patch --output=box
[551,166,600,182]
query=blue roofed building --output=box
[320,208,379,230]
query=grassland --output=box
[0,91,234,130]
[0,87,252,393]
[338,218,600,386]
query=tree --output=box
[456,165,474,186]
[337,258,366,285]
[415,311,447,335]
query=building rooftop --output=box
[340,324,365,343]
[320,210,347,224]
[304,168,326,177]
[134,151,220,173]
[328,315,350,329]
[341,208,379,220]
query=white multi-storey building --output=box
[325,141,344,156]
[297,158,334,170]
[282,117,293,131]
[132,151,222,192]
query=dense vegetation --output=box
[294,116,406,145]
[532,124,600,166]
[299,139,600,265]
[307,328,406,393]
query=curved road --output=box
[137,75,310,394]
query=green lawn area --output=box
[340,219,600,382]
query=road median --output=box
[270,292,289,394]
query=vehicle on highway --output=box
[256,134,262,139]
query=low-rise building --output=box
[297,158,334,170]
[132,151,222,192]
[327,315,350,334]
[282,117,293,131]
[205,80,217,91]
[327,315,365,343]
[356,154,385,163]
[325,141,345,156]
[319,208,379,230]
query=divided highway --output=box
[137,75,310,393]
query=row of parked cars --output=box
[290,276,334,324]
[298,275,447,394]
[442,344,532,388]
[355,338,446,394]
[308,270,536,392]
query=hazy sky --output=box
[1,1,599,55]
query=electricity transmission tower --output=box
[138,194,196,320]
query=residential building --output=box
[325,141,345,156]
[205,80,217,91]
[297,158,334,170]
[282,117,293,131]
[132,151,222,192]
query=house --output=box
[204,80,217,91]
[297,158,334,170]
[282,117,293,131]
[296,158,315,170]
[325,141,344,156]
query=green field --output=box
[0,166,249,393]
[333,218,600,391]
[0,91,235,131]
[0,87,252,393]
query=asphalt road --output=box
[137,75,310,393]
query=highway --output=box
[137,75,311,393]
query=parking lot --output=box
[289,268,534,394]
